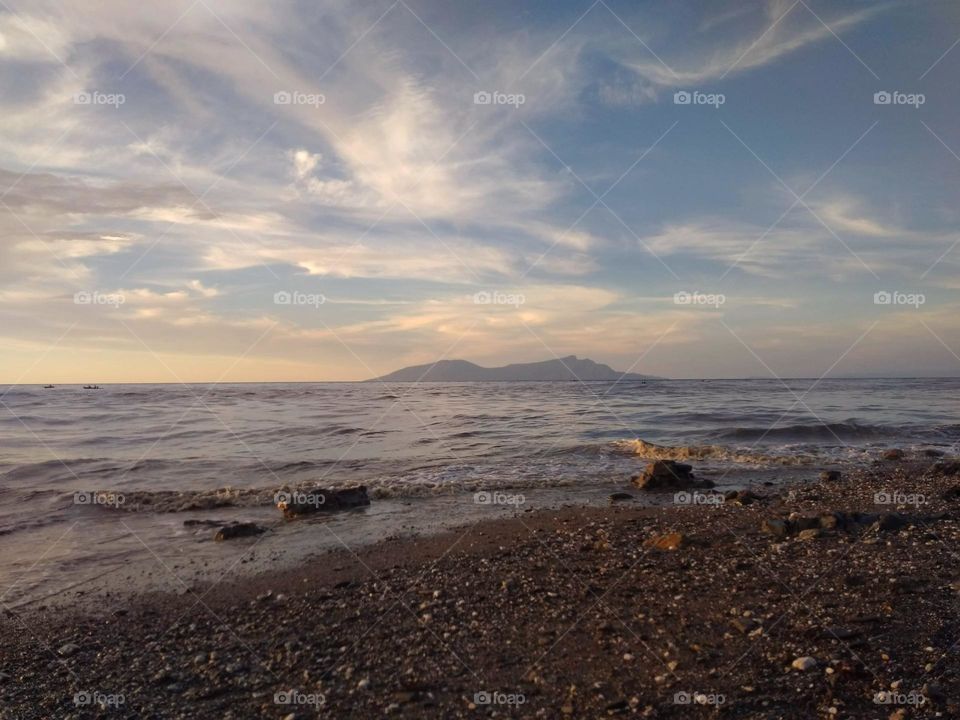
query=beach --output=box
[2,457,958,719]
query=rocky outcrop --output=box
[631,461,714,490]
[760,510,915,539]
[214,522,266,541]
[277,485,371,519]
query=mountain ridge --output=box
[369,356,660,382]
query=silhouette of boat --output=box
[82,385,101,390]
[43,384,55,388]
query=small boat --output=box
[43,384,55,388]
[82,385,101,390]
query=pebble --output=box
[57,643,80,658]
[791,656,817,671]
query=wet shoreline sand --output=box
[2,459,959,718]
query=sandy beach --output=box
[2,457,958,719]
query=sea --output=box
[0,378,957,607]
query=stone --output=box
[57,642,80,658]
[277,486,371,518]
[819,470,841,482]
[790,513,820,531]
[761,518,789,539]
[646,532,686,551]
[214,522,266,541]
[632,461,713,490]
[608,492,634,503]
[875,513,908,533]
[797,528,821,541]
[791,656,817,671]
[881,449,905,461]
[818,513,840,531]
[730,618,760,634]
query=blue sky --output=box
[1,0,959,381]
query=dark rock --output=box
[943,485,960,500]
[725,490,761,505]
[790,513,821,531]
[819,470,841,482]
[608,492,634,503]
[881,449,905,461]
[761,518,789,539]
[214,522,266,541]
[933,461,960,476]
[874,513,908,533]
[277,485,371,518]
[730,618,760,634]
[632,461,713,490]
[922,682,945,705]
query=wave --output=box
[615,438,814,465]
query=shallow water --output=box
[0,378,956,605]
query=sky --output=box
[1,0,959,382]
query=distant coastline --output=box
[369,356,661,382]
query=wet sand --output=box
[2,459,959,718]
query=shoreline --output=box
[2,459,959,718]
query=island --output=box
[369,356,659,382]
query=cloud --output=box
[618,1,884,89]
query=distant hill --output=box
[370,356,660,382]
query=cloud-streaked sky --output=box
[1,0,959,381]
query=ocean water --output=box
[0,378,957,606]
